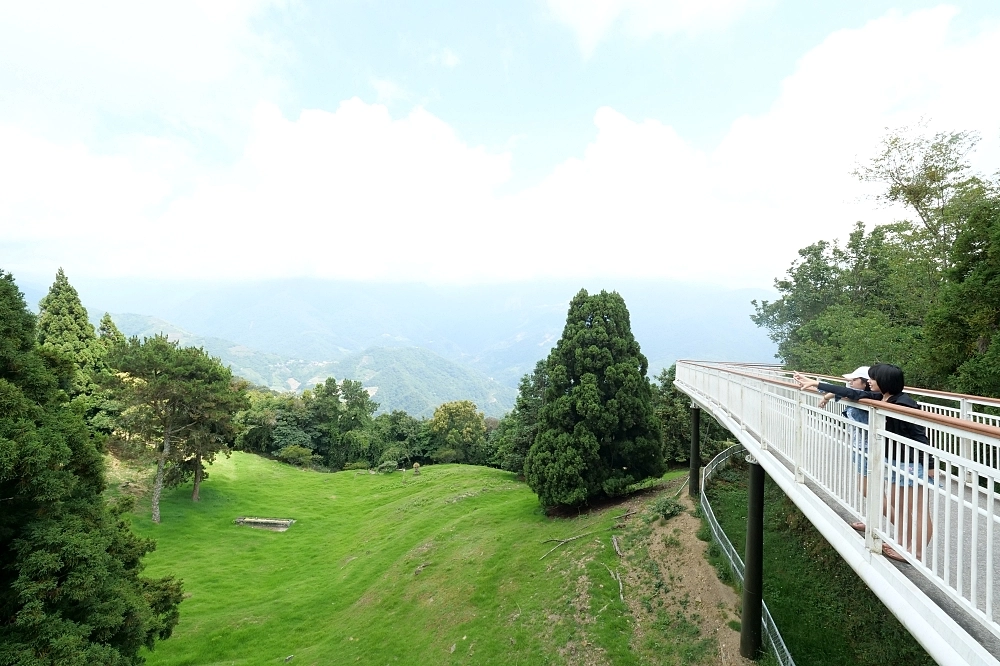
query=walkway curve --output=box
[676,361,1000,666]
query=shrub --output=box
[649,496,684,521]
[276,445,320,467]
[343,461,370,471]
[431,448,459,464]
[376,460,398,474]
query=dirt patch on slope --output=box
[618,485,754,666]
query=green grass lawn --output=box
[704,459,934,666]
[130,453,694,665]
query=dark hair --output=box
[869,363,904,395]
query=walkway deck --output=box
[675,361,1000,666]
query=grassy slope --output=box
[131,454,693,666]
[704,460,934,666]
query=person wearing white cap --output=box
[795,364,933,562]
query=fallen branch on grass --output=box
[602,563,624,602]
[611,535,623,557]
[539,530,600,559]
[671,476,690,499]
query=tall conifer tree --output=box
[36,268,98,394]
[0,270,182,665]
[525,289,664,508]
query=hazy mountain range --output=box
[20,276,778,417]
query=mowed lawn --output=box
[131,453,644,665]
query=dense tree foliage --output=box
[489,360,546,475]
[755,125,1000,395]
[233,378,389,469]
[926,195,1000,394]
[651,365,731,464]
[525,289,664,509]
[36,268,99,396]
[428,400,487,464]
[0,270,182,665]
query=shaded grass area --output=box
[131,454,700,665]
[704,459,934,666]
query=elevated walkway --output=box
[675,361,1000,666]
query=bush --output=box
[276,445,320,467]
[649,496,684,521]
[343,461,370,471]
[376,460,398,474]
[431,448,459,464]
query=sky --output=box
[2,1,1000,289]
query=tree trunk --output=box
[192,453,202,502]
[151,429,171,523]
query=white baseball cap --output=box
[842,366,870,380]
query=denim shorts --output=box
[885,460,925,487]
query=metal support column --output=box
[741,456,765,660]
[690,404,701,496]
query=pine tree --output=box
[525,289,664,508]
[0,270,182,665]
[98,312,126,348]
[108,335,244,520]
[36,268,98,394]
[167,377,249,502]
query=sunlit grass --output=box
[131,454,695,665]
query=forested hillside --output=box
[102,313,515,417]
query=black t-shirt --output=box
[817,383,931,464]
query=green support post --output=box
[741,456,765,660]
[689,404,701,496]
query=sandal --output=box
[849,521,865,532]
[882,544,907,563]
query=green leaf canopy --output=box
[525,289,664,508]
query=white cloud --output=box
[0,0,284,141]
[4,7,1000,288]
[546,0,770,56]
[371,79,409,104]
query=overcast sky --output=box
[2,1,999,288]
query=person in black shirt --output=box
[794,364,933,563]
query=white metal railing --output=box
[717,362,1000,469]
[675,360,1000,665]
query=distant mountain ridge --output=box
[24,276,777,416]
[103,313,516,418]
[64,278,777,389]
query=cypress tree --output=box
[525,289,664,508]
[0,270,182,665]
[98,312,126,348]
[36,268,98,395]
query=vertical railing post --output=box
[741,455,765,660]
[793,389,804,483]
[759,380,768,452]
[690,403,701,497]
[739,375,747,432]
[960,398,972,484]
[866,408,885,553]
